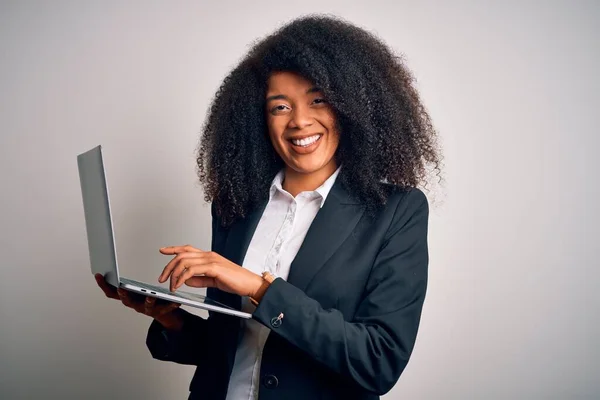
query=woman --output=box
[96,14,441,400]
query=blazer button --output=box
[263,374,279,389]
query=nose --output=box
[288,104,314,129]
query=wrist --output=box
[250,271,276,306]
[155,309,184,332]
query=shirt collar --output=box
[269,164,342,208]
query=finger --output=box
[118,289,144,313]
[173,263,216,291]
[159,300,181,312]
[153,301,181,318]
[117,288,132,307]
[159,252,208,284]
[127,290,146,303]
[158,252,204,283]
[170,262,193,291]
[95,273,119,299]
[159,245,204,255]
[158,253,184,283]
[144,296,156,314]
[184,275,217,289]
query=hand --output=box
[158,245,264,299]
[94,273,182,329]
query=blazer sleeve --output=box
[252,188,429,395]
[146,202,226,366]
[146,308,213,365]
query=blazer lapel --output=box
[219,178,364,305]
[224,202,268,267]
[216,201,268,310]
[287,180,364,292]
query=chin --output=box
[286,159,331,173]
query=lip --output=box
[288,134,323,154]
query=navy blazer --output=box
[146,179,429,400]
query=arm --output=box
[146,308,213,365]
[146,202,227,365]
[252,188,429,395]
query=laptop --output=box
[77,145,252,319]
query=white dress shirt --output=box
[225,165,342,400]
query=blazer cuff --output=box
[252,277,303,331]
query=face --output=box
[265,71,340,175]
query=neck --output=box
[282,162,338,197]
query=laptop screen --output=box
[77,145,120,288]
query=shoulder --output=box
[378,184,429,239]
[382,184,428,215]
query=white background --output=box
[0,1,598,398]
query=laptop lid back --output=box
[77,145,121,288]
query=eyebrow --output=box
[266,87,322,102]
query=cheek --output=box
[324,118,340,143]
[267,131,286,156]
[326,128,341,155]
[321,110,338,136]
[267,120,289,146]
[328,132,341,152]
[267,117,284,137]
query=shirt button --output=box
[263,374,279,389]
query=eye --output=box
[312,98,327,105]
[270,104,290,114]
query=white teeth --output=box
[292,134,320,147]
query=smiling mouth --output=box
[288,134,323,147]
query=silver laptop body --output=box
[77,145,251,319]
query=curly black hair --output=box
[196,14,442,228]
